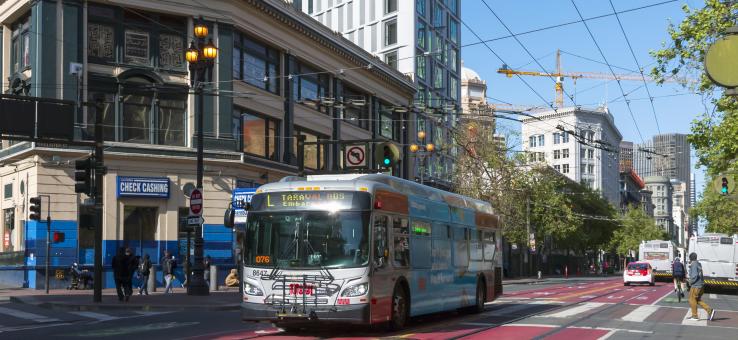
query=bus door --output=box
[370,214,393,324]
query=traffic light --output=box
[375,142,401,168]
[52,231,65,243]
[29,196,42,221]
[722,177,729,195]
[74,157,94,196]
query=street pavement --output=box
[3,277,738,339]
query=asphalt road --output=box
[4,277,738,339]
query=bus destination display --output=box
[250,191,370,211]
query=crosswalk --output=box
[0,302,171,333]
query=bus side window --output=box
[392,217,410,268]
[374,215,389,268]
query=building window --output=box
[529,136,537,148]
[385,51,399,69]
[433,1,444,27]
[417,21,427,50]
[293,62,329,112]
[417,0,426,17]
[3,183,12,199]
[235,32,281,95]
[11,14,31,73]
[562,164,570,174]
[121,92,153,144]
[562,131,569,143]
[343,86,370,129]
[449,76,458,101]
[294,128,328,170]
[307,0,314,14]
[448,0,458,14]
[434,63,444,90]
[416,55,427,80]
[554,165,561,172]
[562,148,569,158]
[157,95,187,146]
[554,132,560,144]
[588,149,594,159]
[449,19,459,44]
[448,49,457,72]
[380,112,394,139]
[384,20,397,46]
[241,111,279,160]
[588,164,594,174]
[553,150,560,159]
[380,102,399,141]
[385,0,398,13]
[538,135,545,147]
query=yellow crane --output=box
[497,49,691,108]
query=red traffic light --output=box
[53,231,65,243]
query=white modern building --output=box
[521,107,623,206]
[671,179,688,247]
[298,0,461,185]
[644,176,675,241]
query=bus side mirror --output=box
[224,207,235,228]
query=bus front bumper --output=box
[241,302,370,325]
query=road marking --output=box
[69,311,120,322]
[622,305,659,322]
[545,302,607,318]
[0,307,60,323]
[460,322,495,326]
[709,294,718,299]
[506,323,558,328]
[682,308,708,326]
[484,303,539,316]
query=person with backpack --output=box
[686,252,715,321]
[161,250,177,294]
[672,257,686,298]
[138,254,152,295]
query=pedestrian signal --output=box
[722,177,729,195]
[29,197,42,221]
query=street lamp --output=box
[410,131,435,185]
[185,17,217,296]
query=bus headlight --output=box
[341,283,368,297]
[244,281,264,296]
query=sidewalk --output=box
[0,286,240,311]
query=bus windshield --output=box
[244,211,371,269]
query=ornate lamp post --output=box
[410,131,435,185]
[185,17,217,296]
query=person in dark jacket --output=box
[672,257,686,297]
[204,255,212,287]
[138,254,152,295]
[161,250,176,294]
[111,247,131,302]
[687,252,715,321]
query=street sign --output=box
[705,31,738,88]
[345,145,366,167]
[187,215,204,226]
[233,188,257,208]
[190,188,203,216]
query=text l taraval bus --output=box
[230,174,502,329]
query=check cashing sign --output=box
[117,176,170,198]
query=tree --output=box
[610,206,667,259]
[691,176,738,234]
[651,1,738,230]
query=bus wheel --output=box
[473,279,486,313]
[389,286,409,330]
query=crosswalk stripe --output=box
[622,305,659,322]
[545,302,606,318]
[0,307,60,323]
[484,303,539,316]
[682,308,708,326]
[69,311,120,322]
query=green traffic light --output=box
[383,158,391,166]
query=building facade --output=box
[298,0,461,186]
[644,176,674,241]
[640,189,655,218]
[671,179,688,247]
[521,107,623,206]
[0,0,416,288]
[619,169,645,213]
[619,141,634,172]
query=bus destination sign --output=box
[250,191,370,211]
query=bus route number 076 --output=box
[255,255,271,264]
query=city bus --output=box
[229,174,502,329]
[688,233,738,289]
[639,240,677,280]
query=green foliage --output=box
[610,206,667,256]
[691,175,738,234]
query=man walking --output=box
[138,254,152,295]
[686,252,715,321]
[162,250,176,294]
[122,248,136,301]
[112,247,127,302]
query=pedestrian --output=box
[122,248,136,301]
[672,257,686,298]
[225,268,240,287]
[161,250,176,294]
[686,252,715,321]
[204,255,212,287]
[112,247,127,302]
[138,254,152,295]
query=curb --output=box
[9,296,240,312]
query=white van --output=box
[688,234,738,289]
[639,240,676,280]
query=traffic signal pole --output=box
[93,97,104,303]
[45,197,50,294]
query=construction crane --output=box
[497,49,692,108]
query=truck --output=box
[688,233,738,289]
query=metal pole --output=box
[93,97,104,303]
[45,197,50,294]
[188,62,208,295]
[297,134,306,177]
[526,194,531,277]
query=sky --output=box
[460,0,706,217]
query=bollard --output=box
[565,265,568,279]
[209,265,218,292]
[149,266,157,292]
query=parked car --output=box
[623,261,655,286]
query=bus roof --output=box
[255,173,494,215]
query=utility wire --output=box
[608,0,662,135]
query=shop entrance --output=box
[123,206,158,259]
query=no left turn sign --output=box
[346,145,366,167]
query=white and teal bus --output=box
[230,174,502,329]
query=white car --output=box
[624,262,655,286]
